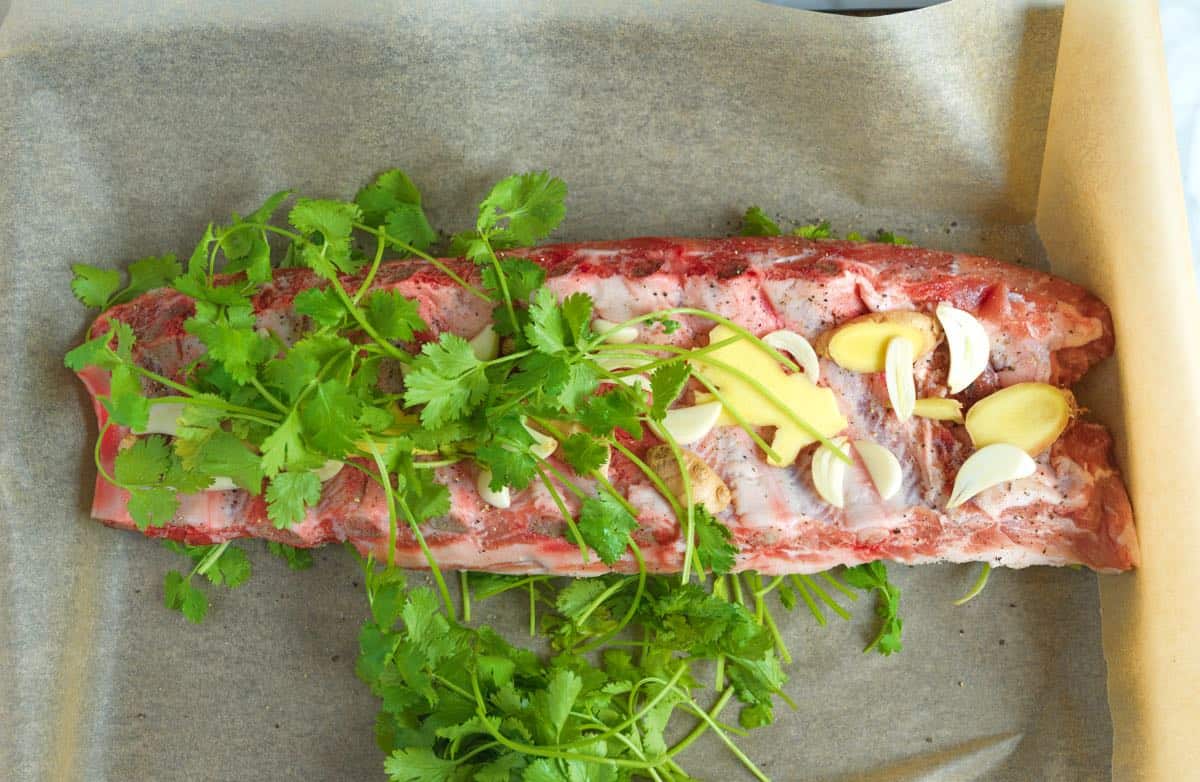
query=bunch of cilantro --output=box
[66,168,906,780]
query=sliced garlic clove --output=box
[593,317,639,344]
[661,401,723,445]
[811,437,849,508]
[136,402,187,435]
[853,440,902,501]
[946,443,1036,509]
[595,354,652,373]
[936,303,990,394]
[314,460,345,482]
[476,468,511,509]
[763,329,821,383]
[469,323,499,361]
[884,336,916,422]
[523,420,559,460]
[913,397,964,423]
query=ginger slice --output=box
[646,445,732,513]
[913,397,964,423]
[815,310,940,373]
[965,382,1077,456]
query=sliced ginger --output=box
[965,382,1076,456]
[815,310,940,373]
[913,397,964,423]
[694,325,847,466]
[646,445,731,513]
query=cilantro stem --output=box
[789,576,824,625]
[364,441,399,569]
[533,463,589,562]
[953,563,991,606]
[528,580,537,638]
[248,376,288,415]
[396,492,456,622]
[761,605,792,664]
[326,274,411,362]
[600,307,801,375]
[609,440,683,519]
[147,395,280,427]
[353,222,489,302]
[644,678,770,782]
[602,335,740,377]
[649,422,701,584]
[479,239,520,339]
[192,541,231,579]
[821,570,859,602]
[352,234,387,305]
[665,687,734,759]
[576,541,647,653]
[460,570,472,623]
[799,574,852,621]
[572,578,629,628]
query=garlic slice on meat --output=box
[884,336,916,422]
[593,317,639,344]
[811,437,849,509]
[523,420,559,460]
[469,324,499,361]
[763,330,820,383]
[313,459,345,482]
[936,303,990,393]
[853,440,902,501]
[136,402,187,435]
[946,443,1036,509]
[476,468,511,509]
[661,401,723,445]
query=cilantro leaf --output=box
[383,747,458,782]
[476,172,567,245]
[876,229,911,245]
[540,668,582,741]
[403,334,488,428]
[525,287,567,354]
[205,545,252,588]
[187,223,216,281]
[299,379,365,455]
[579,391,643,439]
[693,505,738,575]
[793,220,832,239]
[114,435,172,485]
[481,258,546,302]
[263,352,320,405]
[356,169,421,225]
[163,570,208,623]
[560,433,609,475]
[188,430,264,493]
[184,304,274,384]
[102,365,149,431]
[475,442,537,492]
[64,330,121,371]
[118,254,182,303]
[266,470,323,528]
[384,204,438,253]
[293,286,345,328]
[841,562,903,655]
[740,206,781,237]
[127,488,180,531]
[649,363,689,421]
[70,264,121,308]
[288,199,363,275]
[560,292,594,344]
[267,541,315,570]
[365,290,426,342]
[578,492,638,565]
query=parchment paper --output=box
[0,1,1189,780]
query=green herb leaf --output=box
[70,264,121,308]
[578,492,638,565]
[793,221,832,239]
[841,562,903,655]
[365,290,427,342]
[649,363,690,421]
[266,470,323,528]
[693,505,738,575]
[163,570,208,623]
[525,287,568,354]
[477,172,568,245]
[403,334,487,428]
[560,433,609,475]
[293,287,346,328]
[740,206,781,237]
[267,541,315,570]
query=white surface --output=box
[1163,0,1200,277]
